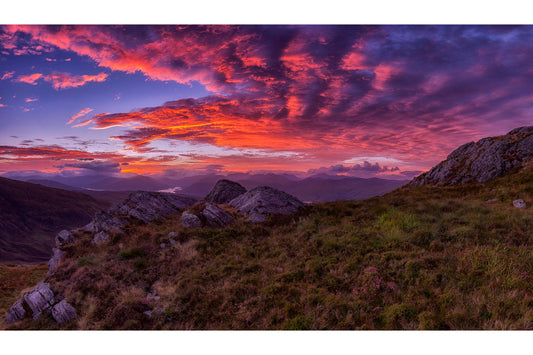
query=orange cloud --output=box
[67,107,94,125]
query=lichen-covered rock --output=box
[229,186,304,223]
[410,126,533,186]
[205,179,246,204]
[201,203,235,227]
[109,191,197,223]
[83,211,129,234]
[180,211,202,228]
[513,199,526,208]
[47,248,65,276]
[5,299,26,324]
[23,282,56,319]
[55,229,76,247]
[167,231,177,238]
[51,300,76,323]
[91,231,110,245]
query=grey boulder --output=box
[55,229,76,247]
[23,282,56,320]
[51,300,77,323]
[47,248,65,276]
[229,186,304,223]
[513,199,526,208]
[91,231,110,245]
[83,211,129,234]
[5,299,26,324]
[5,282,76,324]
[201,203,235,227]
[205,179,246,204]
[109,191,197,223]
[180,211,202,228]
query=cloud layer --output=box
[2,25,533,176]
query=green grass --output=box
[2,163,533,330]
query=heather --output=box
[3,162,532,330]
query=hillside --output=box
[3,159,532,329]
[411,126,533,186]
[2,127,532,330]
[0,177,111,263]
[27,179,132,205]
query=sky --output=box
[1,25,533,180]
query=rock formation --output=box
[410,127,533,186]
[47,248,65,276]
[82,211,129,234]
[91,231,110,245]
[229,186,304,223]
[201,203,235,227]
[180,211,202,228]
[181,203,235,228]
[55,229,76,247]
[205,179,246,204]
[5,282,76,324]
[108,191,197,223]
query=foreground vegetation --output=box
[2,164,533,330]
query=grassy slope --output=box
[0,264,48,327]
[0,177,111,263]
[3,164,532,330]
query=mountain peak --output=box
[410,126,533,186]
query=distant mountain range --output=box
[6,172,408,202]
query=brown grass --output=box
[2,163,533,330]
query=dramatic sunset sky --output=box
[1,25,532,180]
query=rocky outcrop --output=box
[410,127,533,186]
[181,204,235,229]
[5,299,26,324]
[205,179,246,204]
[47,248,65,276]
[201,203,235,227]
[108,191,197,223]
[23,282,56,320]
[51,300,77,323]
[82,211,129,234]
[180,211,202,228]
[229,186,304,223]
[55,229,76,247]
[513,199,526,208]
[91,231,110,245]
[5,282,76,324]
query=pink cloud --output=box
[1,71,15,80]
[13,71,108,90]
[43,72,108,90]
[67,107,94,125]
[14,73,43,85]
[25,97,38,103]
